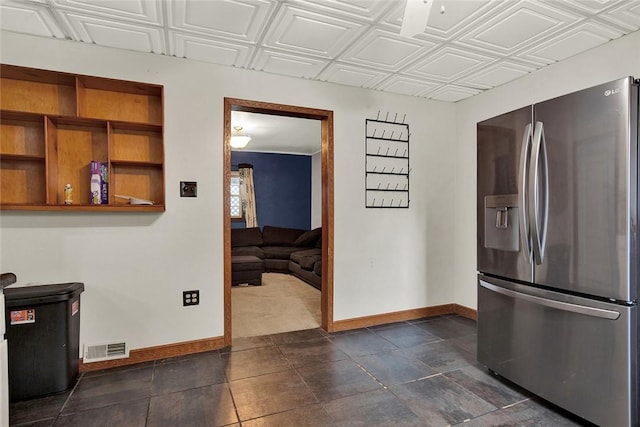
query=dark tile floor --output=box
[10,315,593,426]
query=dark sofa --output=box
[231,225,322,289]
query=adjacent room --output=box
[229,110,323,338]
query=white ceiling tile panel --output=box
[427,84,482,102]
[425,0,499,35]
[0,1,68,37]
[294,0,394,22]
[50,0,163,24]
[459,61,534,89]
[262,4,365,57]
[381,0,500,40]
[520,21,624,63]
[62,12,165,53]
[405,46,496,82]
[168,0,276,43]
[251,48,327,78]
[476,11,559,49]
[532,30,609,61]
[318,63,389,87]
[171,31,252,67]
[375,75,442,97]
[458,1,583,54]
[442,39,550,68]
[544,0,625,14]
[340,29,434,71]
[599,0,640,30]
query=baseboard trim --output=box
[332,303,477,332]
[79,304,477,371]
[79,336,225,372]
[452,303,477,321]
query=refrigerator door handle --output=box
[518,123,532,260]
[479,280,621,320]
[529,121,549,265]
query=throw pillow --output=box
[294,227,322,247]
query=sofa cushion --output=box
[294,227,321,247]
[231,227,263,247]
[300,256,320,271]
[290,248,321,263]
[313,259,322,276]
[264,259,289,272]
[231,246,264,259]
[262,246,301,260]
[262,225,306,246]
[291,248,321,271]
[289,261,321,290]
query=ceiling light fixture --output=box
[231,126,251,149]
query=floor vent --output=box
[83,341,129,362]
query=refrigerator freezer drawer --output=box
[478,275,638,427]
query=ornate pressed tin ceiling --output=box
[1,0,639,103]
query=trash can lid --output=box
[1,273,17,289]
[4,282,84,306]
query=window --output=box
[230,171,242,219]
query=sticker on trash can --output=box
[72,300,79,316]
[10,309,35,325]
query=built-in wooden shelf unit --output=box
[0,64,165,211]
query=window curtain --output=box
[239,163,258,228]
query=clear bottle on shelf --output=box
[64,184,73,205]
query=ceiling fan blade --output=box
[400,0,435,38]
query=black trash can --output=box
[4,282,84,402]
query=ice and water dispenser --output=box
[484,194,519,252]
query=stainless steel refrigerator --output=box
[477,77,639,427]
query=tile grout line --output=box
[226,382,243,426]
[52,370,84,422]
[144,359,157,425]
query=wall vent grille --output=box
[84,341,129,362]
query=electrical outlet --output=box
[180,181,197,197]
[183,290,199,306]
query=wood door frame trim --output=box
[223,98,335,345]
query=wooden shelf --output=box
[1,111,46,158]
[109,122,163,165]
[0,203,165,212]
[111,165,164,206]
[110,160,163,168]
[0,154,45,161]
[0,65,76,116]
[78,76,163,125]
[0,64,165,212]
[0,159,46,204]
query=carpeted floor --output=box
[231,272,321,338]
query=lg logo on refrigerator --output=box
[604,87,621,96]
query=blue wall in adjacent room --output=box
[231,151,311,230]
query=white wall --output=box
[311,152,322,229]
[454,30,640,309]
[0,31,457,352]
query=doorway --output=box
[223,98,334,346]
